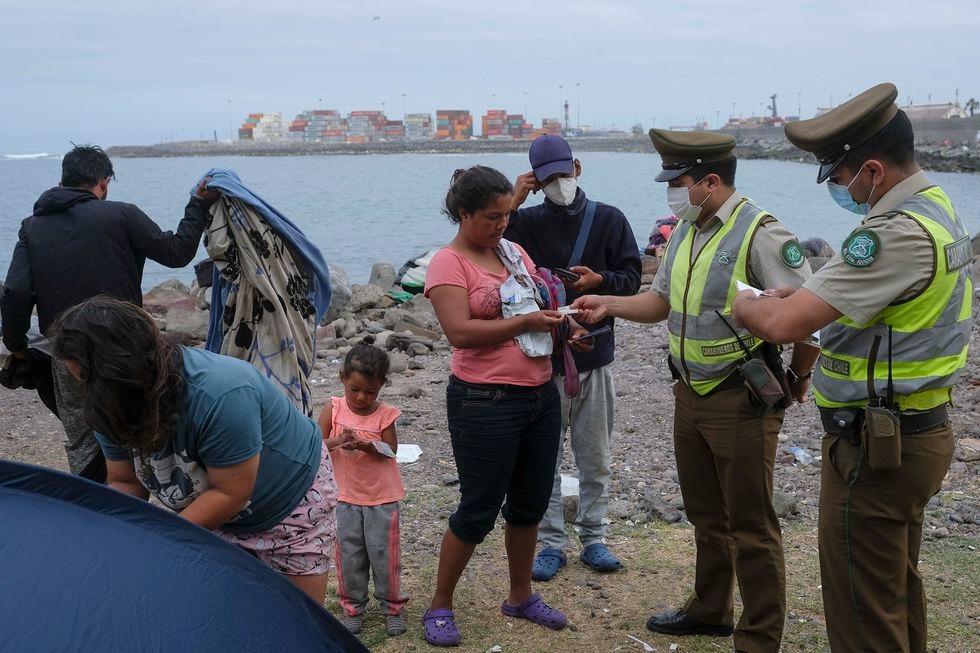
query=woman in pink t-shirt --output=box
[421,166,583,647]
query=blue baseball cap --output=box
[529,134,574,183]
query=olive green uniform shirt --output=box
[803,171,935,327]
[652,190,812,300]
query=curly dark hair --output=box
[341,335,390,384]
[52,296,185,457]
[443,165,513,223]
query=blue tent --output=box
[0,461,367,652]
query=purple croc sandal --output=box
[422,607,460,647]
[501,592,568,630]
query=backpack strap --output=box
[568,200,597,268]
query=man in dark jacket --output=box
[505,135,641,580]
[0,145,217,482]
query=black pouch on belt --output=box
[864,405,901,471]
[863,326,901,471]
[740,357,786,408]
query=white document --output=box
[736,281,821,348]
[395,443,422,464]
[557,305,579,315]
[736,280,763,296]
[371,441,396,458]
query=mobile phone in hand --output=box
[552,267,581,282]
[568,325,612,342]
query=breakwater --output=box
[107,131,980,174]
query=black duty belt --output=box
[819,405,949,442]
[706,372,745,395]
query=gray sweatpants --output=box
[538,365,615,551]
[334,501,408,616]
[51,358,102,477]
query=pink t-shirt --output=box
[327,396,404,506]
[424,245,552,386]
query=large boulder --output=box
[368,263,397,291]
[347,284,386,313]
[163,306,209,341]
[143,279,198,315]
[802,238,834,258]
[323,264,352,323]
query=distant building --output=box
[905,103,968,121]
[814,102,967,121]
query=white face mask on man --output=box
[542,176,578,206]
[666,178,711,222]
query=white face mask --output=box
[666,179,710,222]
[542,176,577,206]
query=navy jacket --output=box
[504,188,641,374]
[1,187,210,351]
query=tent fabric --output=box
[0,460,366,653]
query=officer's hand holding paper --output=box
[735,282,821,349]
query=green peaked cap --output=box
[784,82,899,183]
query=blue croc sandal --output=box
[580,543,622,572]
[531,548,566,581]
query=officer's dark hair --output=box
[443,166,513,224]
[61,145,115,188]
[688,156,737,187]
[841,109,916,173]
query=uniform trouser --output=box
[673,380,786,653]
[538,366,615,551]
[51,358,105,482]
[334,501,408,617]
[819,422,953,653]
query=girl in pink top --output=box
[421,166,590,647]
[318,336,408,638]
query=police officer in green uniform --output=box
[732,83,972,653]
[575,130,817,653]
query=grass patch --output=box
[323,510,979,652]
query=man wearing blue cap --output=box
[505,134,642,580]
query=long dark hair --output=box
[443,165,513,223]
[52,296,185,456]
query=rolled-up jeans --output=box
[445,375,562,544]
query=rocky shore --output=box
[105,134,980,175]
[3,250,979,648]
[121,250,980,541]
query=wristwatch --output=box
[786,367,812,384]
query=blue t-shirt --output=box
[95,347,322,534]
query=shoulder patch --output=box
[840,230,881,268]
[780,240,806,269]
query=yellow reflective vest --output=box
[814,186,973,411]
[663,198,770,395]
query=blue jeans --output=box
[445,376,562,544]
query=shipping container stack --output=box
[385,120,405,141]
[435,110,473,141]
[346,110,387,143]
[482,109,512,140]
[405,113,433,141]
[244,112,286,141]
[238,113,262,140]
[541,118,563,136]
[505,114,534,139]
[291,109,346,143]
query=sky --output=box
[2,0,977,153]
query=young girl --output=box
[318,336,408,637]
